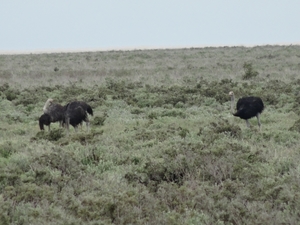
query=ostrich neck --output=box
[43,100,51,113]
[230,95,235,114]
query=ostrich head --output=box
[43,98,54,113]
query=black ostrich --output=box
[63,101,93,134]
[42,98,65,129]
[229,91,264,130]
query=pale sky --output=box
[0,1,299,53]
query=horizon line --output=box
[1,42,299,55]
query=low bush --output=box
[1,46,300,224]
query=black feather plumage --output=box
[64,104,88,128]
[63,101,92,133]
[39,113,51,130]
[76,101,93,116]
[234,96,264,120]
[229,91,264,129]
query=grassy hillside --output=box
[1,45,300,224]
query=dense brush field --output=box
[1,45,300,224]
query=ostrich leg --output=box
[246,120,250,128]
[256,113,261,131]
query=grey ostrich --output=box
[229,91,264,130]
[40,98,65,130]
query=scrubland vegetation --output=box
[1,45,300,224]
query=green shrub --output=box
[32,128,65,142]
[242,62,259,80]
[92,115,107,126]
[2,46,300,224]
[0,141,15,158]
[289,119,300,132]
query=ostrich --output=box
[73,101,93,130]
[42,98,65,128]
[229,91,264,130]
[63,101,93,134]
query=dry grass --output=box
[1,45,300,89]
